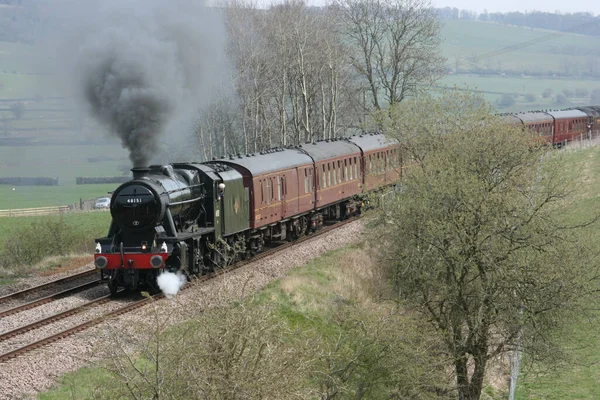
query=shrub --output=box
[575,88,589,98]
[1,217,84,269]
[524,93,536,102]
[555,93,568,105]
[562,89,574,98]
[542,88,553,98]
[496,93,515,107]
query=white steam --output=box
[157,271,187,299]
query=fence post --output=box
[80,198,84,210]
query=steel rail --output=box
[0,294,112,342]
[0,280,101,318]
[0,270,98,306]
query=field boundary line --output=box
[0,205,70,218]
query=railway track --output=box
[0,280,102,318]
[0,218,357,363]
[0,270,98,311]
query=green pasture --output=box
[0,143,129,209]
[0,211,111,247]
[0,143,129,183]
[437,75,600,112]
[0,41,47,74]
[0,71,57,99]
[512,146,600,398]
[0,184,118,209]
[441,20,600,75]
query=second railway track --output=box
[0,218,357,363]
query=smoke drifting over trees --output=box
[55,0,228,167]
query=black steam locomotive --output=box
[94,163,246,294]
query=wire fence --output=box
[0,205,70,218]
[561,129,600,151]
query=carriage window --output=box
[282,176,286,196]
[309,168,313,192]
[277,177,281,201]
[266,179,270,205]
[332,163,337,185]
[322,165,326,188]
[328,164,332,187]
[344,159,348,181]
[337,160,341,183]
[304,169,309,194]
[260,180,264,204]
[349,158,352,179]
[271,178,275,200]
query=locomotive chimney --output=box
[131,167,150,179]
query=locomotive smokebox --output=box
[131,167,150,179]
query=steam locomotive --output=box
[94,134,402,294]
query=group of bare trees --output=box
[195,0,444,160]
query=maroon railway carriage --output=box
[300,139,363,215]
[508,112,554,144]
[505,109,588,146]
[548,109,588,145]
[213,149,314,230]
[348,133,402,192]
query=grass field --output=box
[0,211,111,247]
[511,145,600,398]
[441,20,600,75]
[0,184,119,209]
[0,143,129,181]
[437,20,600,112]
[438,74,600,112]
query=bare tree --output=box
[332,0,445,110]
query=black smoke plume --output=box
[56,0,228,167]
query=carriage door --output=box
[280,175,287,218]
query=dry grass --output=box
[36,254,93,276]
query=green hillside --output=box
[437,20,600,111]
[441,19,600,75]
